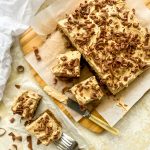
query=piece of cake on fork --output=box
[25,110,62,145]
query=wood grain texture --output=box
[19,28,105,133]
[145,0,150,7]
[19,0,150,133]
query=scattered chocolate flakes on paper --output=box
[37,139,41,145]
[10,117,15,123]
[36,55,41,61]
[33,47,41,61]
[24,120,32,127]
[117,101,128,111]
[33,47,39,54]
[8,132,22,142]
[15,84,21,89]
[27,135,33,150]
[8,132,15,141]
[112,96,128,111]
[17,65,24,73]
[24,121,28,126]
[12,144,17,150]
[65,41,73,49]
[0,128,6,137]
[16,136,22,142]
[62,86,70,94]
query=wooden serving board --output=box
[20,27,106,133]
[19,0,150,133]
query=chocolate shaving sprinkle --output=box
[33,46,39,53]
[62,86,70,94]
[124,76,128,81]
[16,136,22,142]
[8,132,22,142]
[36,55,42,61]
[10,117,15,123]
[15,84,21,89]
[65,41,73,48]
[27,135,33,150]
[0,128,6,137]
[61,56,67,61]
[12,144,17,150]
[24,120,32,126]
[132,8,135,14]
[34,47,41,61]
[37,139,42,145]
[17,65,24,73]
[53,78,58,85]
[8,132,16,141]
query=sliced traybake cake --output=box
[70,76,104,106]
[12,90,42,119]
[58,0,150,94]
[52,51,81,78]
[26,110,62,145]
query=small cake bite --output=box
[70,76,104,106]
[12,91,42,120]
[52,51,81,78]
[25,110,62,146]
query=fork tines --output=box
[55,133,79,150]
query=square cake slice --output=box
[58,0,150,94]
[70,76,104,106]
[25,110,62,146]
[12,90,42,120]
[52,51,81,78]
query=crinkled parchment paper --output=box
[0,42,91,149]
[25,0,150,127]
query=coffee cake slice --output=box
[12,91,42,120]
[70,76,104,106]
[26,110,62,145]
[52,51,81,78]
[58,0,150,94]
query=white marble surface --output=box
[1,40,150,150]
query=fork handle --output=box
[89,114,119,135]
